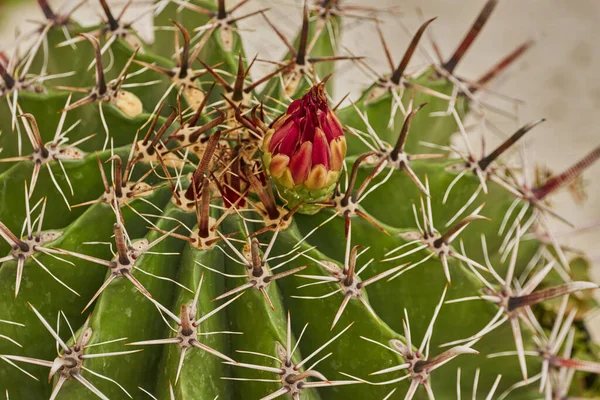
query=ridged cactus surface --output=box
[0,1,599,399]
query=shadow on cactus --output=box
[0,0,599,399]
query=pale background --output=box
[1,0,599,333]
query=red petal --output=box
[278,121,301,156]
[289,141,312,185]
[272,113,291,130]
[301,113,316,143]
[321,110,344,142]
[312,128,330,169]
[269,119,294,153]
[288,98,302,115]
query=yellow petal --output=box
[329,136,347,172]
[263,129,275,153]
[278,167,295,189]
[305,164,328,190]
[269,154,290,178]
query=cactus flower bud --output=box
[263,81,346,213]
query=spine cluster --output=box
[0,1,598,399]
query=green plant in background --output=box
[0,0,599,399]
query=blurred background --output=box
[1,0,599,332]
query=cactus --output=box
[0,0,599,399]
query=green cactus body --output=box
[0,1,599,400]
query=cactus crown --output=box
[0,0,599,399]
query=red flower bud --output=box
[263,81,346,204]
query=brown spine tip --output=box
[189,83,216,128]
[0,59,15,89]
[391,103,428,159]
[551,358,600,374]
[142,103,165,145]
[508,282,598,311]
[343,245,362,286]
[155,152,180,204]
[180,304,193,333]
[262,12,296,56]
[442,0,499,74]
[282,200,304,223]
[320,0,338,8]
[198,177,211,239]
[185,131,221,201]
[122,156,134,185]
[96,153,110,193]
[0,222,27,251]
[172,20,191,78]
[435,214,488,247]
[220,147,246,209]
[37,0,57,21]
[99,0,119,31]
[232,54,246,102]
[110,156,123,197]
[478,118,545,171]
[296,0,310,66]
[81,33,107,95]
[244,165,280,221]
[217,0,227,20]
[474,39,534,90]
[344,151,376,201]
[391,18,436,85]
[532,146,600,201]
[417,346,478,372]
[244,62,292,94]
[21,114,48,157]
[113,223,131,265]
[189,113,226,143]
[227,7,271,26]
[198,60,233,92]
[250,238,263,276]
[149,108,178,153]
